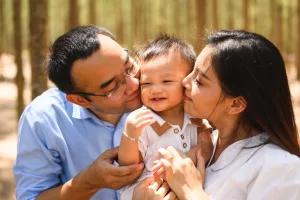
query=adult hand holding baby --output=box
[153,146,209,200]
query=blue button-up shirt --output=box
[13,88,128,200]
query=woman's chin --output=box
[184,103,196,117]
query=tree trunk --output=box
[13,0,25,119]
[243,0,249,30]
[297,0,300,80]
[158,0,166,33]
[227,0,234,29]
[271,0,283,53]
[195,0,206,53]
[131,0,142,43]
[29,0,48,99]
[174,0,181,38]
[212,0,219,30]
[116,0,124,43]
[0,0,4,80]
[89,0,96,25]
[68,0,79,30]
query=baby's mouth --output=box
[151,97,166,101]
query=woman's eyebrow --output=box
[196,68,211,81]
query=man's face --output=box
[70,34,142,116]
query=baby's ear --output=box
[226,96,247,115]
[66,94,91,108]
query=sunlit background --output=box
[0,0,299,199]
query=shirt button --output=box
[183,143,187,148]
[180,134,184,139]
[174,128,179,134]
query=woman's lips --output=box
[184,94,192,101]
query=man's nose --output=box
[124,75,139,95]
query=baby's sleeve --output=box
[138,127,149,159]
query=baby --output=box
[118,35,213,199]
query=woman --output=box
[134,30,300,199]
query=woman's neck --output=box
[210,116,259,165]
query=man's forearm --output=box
[36,168,100,200]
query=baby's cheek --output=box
[140,90,149,106]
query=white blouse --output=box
[205,131,300,200]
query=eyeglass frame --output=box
[70,48,140,99]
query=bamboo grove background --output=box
[0,0,300,119]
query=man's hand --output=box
[37,146,144,200]
[85,146,144,190]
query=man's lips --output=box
[184,94,192,101]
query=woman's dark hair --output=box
[206,30,300,157]
[46,25,115,94]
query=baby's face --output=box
[140,51,191,112]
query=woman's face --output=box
[182,46,227,121]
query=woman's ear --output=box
[66,94,91,108]
[226,97,247,115]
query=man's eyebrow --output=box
[124,51,130,66]
[196,68,211,81]
[100,49,129,89]
[100,76,116,89]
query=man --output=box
[13,25,144,200]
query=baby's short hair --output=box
[137,34,196,71]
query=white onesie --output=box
[120,109,210,199]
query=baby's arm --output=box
[118,108,153,166]
[186,129,213,165]
[187,120,213,165]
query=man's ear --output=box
[226,96,247,115]
[66,94,91,108]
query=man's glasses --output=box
[71,49,140,101]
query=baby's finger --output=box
[153,160,159,165]
[156,166,166,177]
[136,119,153,129]
[151,161,163,172]
[133,108,152,118]
[154,171,166,181]
[163,191,177,200]
[158,148,173,160]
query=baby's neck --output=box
[156,105,185,128]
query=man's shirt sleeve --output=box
[13,107,62,200]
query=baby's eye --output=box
[163,80,173,83]
[140,82,150,86]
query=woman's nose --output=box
[182,73,192,90]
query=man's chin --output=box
[125,98,143,112]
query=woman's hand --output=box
[133,177,177,200]
[153,146,209,200]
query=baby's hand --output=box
[124,107,153,139]
[152,159,166,180]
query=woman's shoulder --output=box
[259,143,300,165]
[251,143,300,181]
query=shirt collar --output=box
[149,109,200,135]
[72,104,95,119]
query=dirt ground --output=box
[0,54,299,200]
